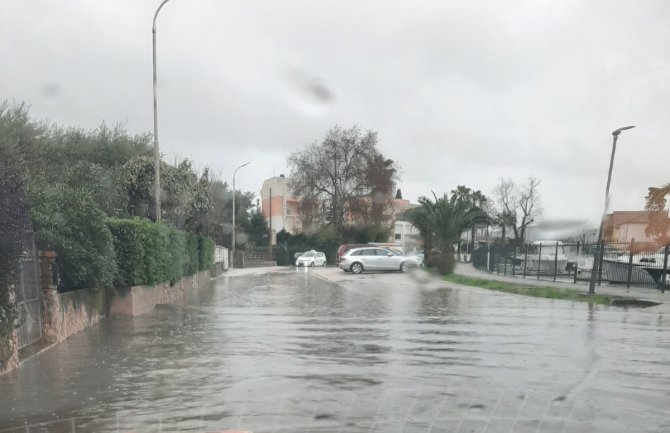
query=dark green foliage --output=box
[185,232,200,275]
[276,229,291,245]
[285,226,342,265]
[106,218,146,287]
[404,191,486,274]
[244,208,269,246]
[0,159,30,362]
[107,218,213,287]
[29,184,117,291]
[273,248,290,266]
[198,235,215,271]
[341,224,390,244]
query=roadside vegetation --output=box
[443,274,612,304]
[0,102,224,294]
[403,188,488,275]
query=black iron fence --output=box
[470,241,670,290]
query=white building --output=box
[393,219,421,252]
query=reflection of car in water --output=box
[514,241,569,272]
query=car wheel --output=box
[400,262,408,273]
[310,262,314,267]
[322,261,327,267]
[351,262,363,274]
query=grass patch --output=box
[443,274,612,305]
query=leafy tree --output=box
[244,208,270,246]
[276,229,291,246]
[450,185,491,248]
[287,125,399,234]
[28,184,117,290]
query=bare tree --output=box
[287,125,399,235]
[493,177,541,244]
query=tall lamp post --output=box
[588,125,635,294]
[232,162,250,269]
[152,0,171,222]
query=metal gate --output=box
[15,232,42,349]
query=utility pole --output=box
[152,0,171,222]
[588,125,635,294]
[268,187,273,253]
[231,162,250,269]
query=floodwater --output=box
[1,270,669,433]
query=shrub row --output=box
[107,218,215,288]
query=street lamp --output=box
[152,0,171,222]
[588,125,635,294]
[231,162,250,268]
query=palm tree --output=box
[404,199,435,262]
[645,183,670,243]
[407,192,484,273]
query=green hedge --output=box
[107,218,213,287]
[198,235,215,271]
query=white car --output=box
[296,250,327,267]
[338,247,421,274]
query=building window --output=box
[395,233,402,240]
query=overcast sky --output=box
[2,0,669,230]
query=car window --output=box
[349,250,362,256]
[361,249,377,256]
[303,252,315,257]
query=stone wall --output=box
[108,270,210,317]
[0,329,18,376]
[1,251,215,376]
[38,251,106,344]
[41,287,108,344]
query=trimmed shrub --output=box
[106,218,146,287]
[273,248,289,266]
[198,235,214,271]
[107,218,215,287]
[185,232,199,275]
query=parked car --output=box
[296,250,327,267]
[293,251,305,265]
[336,243,369,263]
[407,250,425,267]
[338,247,421,274]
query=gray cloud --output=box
[2,0,669,227]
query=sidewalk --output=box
[454,262,670,306]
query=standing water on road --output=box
[1,270,669,432]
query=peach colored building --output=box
[260,175,318,243]
[603,211,670,243]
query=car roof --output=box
[347,246,389,252]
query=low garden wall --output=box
[0,329,18,376]
[41,286,107,344]
[108,270,210,317]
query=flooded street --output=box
[1,269,669,432]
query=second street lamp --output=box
[152,0,171,222]
[231,162,250,269]
[588,125,636,294]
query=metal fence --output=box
[214,245,228,269]
[471,241,670,290]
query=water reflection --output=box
[0,272,669,432]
